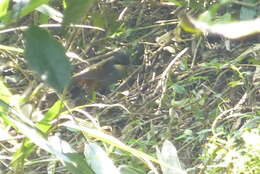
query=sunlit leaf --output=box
[36,100,63,132]
[37,4,63,23]
[228,80,243,87]
[49,135,95,174]
[157,140,186,174]
[62,121,161,165]
[0,0,9,18]
[180,13,260,39]
[84,143,120,174]
[0,80,12,103]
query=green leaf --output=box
[38,12,49,24]
[92,8,121,35]
[178,12,202,34]
[11,139,35,170]
[63,121,161,165]
[11,100,63,168]
[0,79,12,104]
[36,4,63,23]
[11,118,79,172]
[24,25,71,93]
[0,0,9,18]
[239,0,258,20]
[84,143,120,174]
[157,140,186,174]
[240,6,257,20]
[0,102,72,168]
[214,13,232,24]
[228,80,243,87]
[63,0,96,27]
[48,135,95,174]
[118,165,144,174]
[168,0,186,6]
[170,84,186,95]
[65,153,95,174]
[12,0,50,18]
[36,100,63,132]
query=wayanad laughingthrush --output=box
[72,50,130,92]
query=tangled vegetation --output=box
[0,0,259,174]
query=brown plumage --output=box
[72,50,130,92]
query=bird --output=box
[71,50,130,94]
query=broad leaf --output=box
[65,153,95,174]
[84,143,120,174]
[36,100,63,132]
[0,0,9,18]
[118,165,144,174]
[24,25,71,92]
[49,135,95,174]
[37,4,63,23]
[157,140,186,174]
[63,0,96,27]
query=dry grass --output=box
[0,1,260,173]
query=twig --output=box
[0,24,105,34]
[155,48,189,113]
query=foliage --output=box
[0,0,259,174]
[201,120,260,174]
[24,25,71,92]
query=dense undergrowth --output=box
[0,0,259,174]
